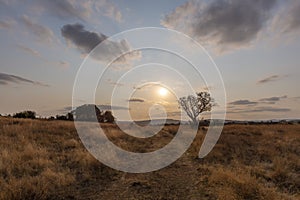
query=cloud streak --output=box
[16,44,41,57]
[229,100,258,106]
[128,98,145,103]
[259,95,287,103]
[228,107,291,113]
[20,15,54,43]
[257,74,286,84]
[0,73,49,87]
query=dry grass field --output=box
[0,117,299,200]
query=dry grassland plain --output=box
[0,117,299,200]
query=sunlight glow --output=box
[158,87,168,97]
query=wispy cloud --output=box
[0,18,15,29]
[20,15,54,44]
[0,72,49,87]
[257,74,287,84]
[16,44,41,57]
[272,0,300,35]
[95,0,122,22]
[31,0,122,23]
[228,107,291,113]
[106,78,124,87]
[98,105,129,111]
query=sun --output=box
[158,87,168,97]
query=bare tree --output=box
[178,92,212,126]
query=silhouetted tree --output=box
[13,111,36,119]
[71,104,116,123]
[67,112,74,121]
[48,116,55,120]
[103,111,115,123]
[73,104,103,122]
[178,92,212,126]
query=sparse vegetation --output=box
[0,118,299,199]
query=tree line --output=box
[2,104,115,123]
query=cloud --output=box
[106,78,124,87]
[133,82,162,90]
[61,23,106,53]
[257,74,286,84]
[259,95,287,103]
[32,0,91,21]
[58,61,70,68]
[16,44,41,57]
[0,73,49,87]
[272,0,300,34]
[161,0,277,53]
[229,100,258,106]
[97,105,129,111]
[59,104,129,114]
[31,0,122,23]
[228,106,291,113]
[128,98,145,103]
[0,19,15,29]
[95,0,122,22]
[61,23,141,64]
[20,15,54,43]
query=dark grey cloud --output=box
[128,98,145,103]
[0,73,49,87]
[20,15,54,43]
[229,100,258,106]
[61,23,106,53]
[61,23,141,64]
[257,74,286,84]
[162,0,277,52]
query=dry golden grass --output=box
[0,117,299,199]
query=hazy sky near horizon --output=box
[0,0,300,120]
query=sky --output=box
[0,0,299,120]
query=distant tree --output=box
[71,104,116,123]
[13,111,36,119]
[103,111,115,123]
[56,115,67,120]
[178,92,212,126]
[48,116,55,120]
[67,112,74,121]
[73,104,103,122]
